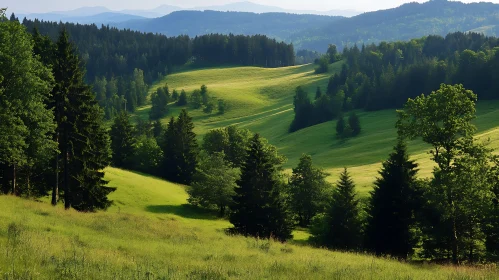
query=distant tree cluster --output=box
[293,32,499,131]
[336,113,361,138]
[295,49,322,65]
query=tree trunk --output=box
[52,133,59,206]
[452,216,459,264]
[11,164,16,196]
[64,135,70,210]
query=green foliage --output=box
[0,18,57,197]
[149,85,170,120]
[190,90,202,109]
[188,152,239,217]
[336,116,346,137]
[202,126,253,168]
[161,110,199,184]
[177,89,188,106]
[132,135,163,174]
[217,99,226,114]
[110,112,136,169]
[314,56,329,74]
[172,89,179,101]
[348,113,361,136]
[327,44,341,63]
[364,140,420,259]
[203,102,215,114]
[397,84,498,263]
[52,30,114,211]
[287,154,331,227]
[229,134,293,241]
[315,86,323,100]
[314,168,362,250]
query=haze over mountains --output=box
[17,1,361,23]
[14,0,499,52]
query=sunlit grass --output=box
[1,168,498,279]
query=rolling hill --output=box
[136,62,499,194]
[1,168,498,279]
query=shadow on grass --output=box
[145,204,220,220]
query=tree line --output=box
[1,13,113,211]
[291,32,499,131]
[19,16,294,120]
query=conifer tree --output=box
[348,112,361,136]
[315,86,323,100]
[364,140,420,259]
[110,112,136,169]
[229,134,293,241]
[288,154,331,227]
[161,110,198,184]
[324,168,362,250]
[51,30,114,210]
[178,90,188,106]
[336,115,346,136]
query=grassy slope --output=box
[1,168,498,279]
[141,63,499,195]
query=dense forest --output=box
[291,32,499,131]
[20,17,295,119]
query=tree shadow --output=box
[145,204,220,220]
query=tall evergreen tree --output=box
[160,110,198,184]
[315,86,323,100]
[336,115,346,136]
[348,112,361,136]
[110,112,136,169]
[229,134,293,241]
[288,154,331,227]
[51,30,114,210]
[364,140,420,259]
[323,168,362,250]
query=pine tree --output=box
[229,134,293,241]
[110,112,136,169]
[324,168,362,250]
[174,110,199,184]
[288,154,331,227]
[336,115,346,137]
[348,112,361,136]
[51,30,114,210]
[160,110,198,184]
[315,86,323,100]
[177,89,188,106]
[364,140,420,259]
[153,120,164,139]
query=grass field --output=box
[1,168,499,279]
[138,63,499,194]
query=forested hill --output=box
[113,11,341,41]
[292,0,499,51]
[21,18,294,119]
[108,1,499,52]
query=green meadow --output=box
[3,63,499,278]
[1,168,498,279]
[141,63,499,194]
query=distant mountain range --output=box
[15,1,499,53]
[16,1,361,24]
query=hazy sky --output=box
[4,0,499,14]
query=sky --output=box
[4,0,499,14]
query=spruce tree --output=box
[177,90,188,106]
[348,112,361,136]
[315,86,323,100]
[110,112,136,169]
[364,140,419,259]
[324,168,362,250]
[229,134,293,241]
[336,115,346,137]
[288,154,331,227]
[160,110,198,184]
[174,110,199,184]
[51,30,114,210]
